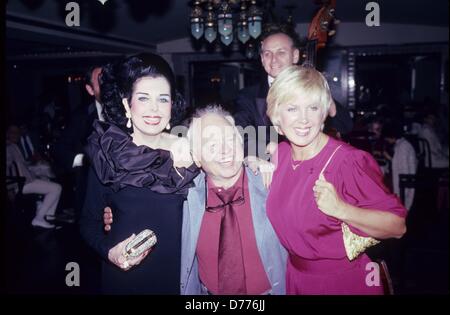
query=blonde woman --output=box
[265,66,407,294]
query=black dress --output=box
[80,121,199,294]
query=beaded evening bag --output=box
[319,145,380,261]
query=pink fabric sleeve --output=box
[338,149,407,225]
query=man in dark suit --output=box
[233,24,352,158]
[234,25,299,158]
[52,65,103,220]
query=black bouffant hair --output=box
[99,53,187,133]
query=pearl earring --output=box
[166,123,171,130]
[126,113,132,128]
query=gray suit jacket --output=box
[180,167,287,295]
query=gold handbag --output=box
[319,145,380,261]
[341,222,380,261]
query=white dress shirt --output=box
[72,101,104,168]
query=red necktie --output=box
[207,185,246,294]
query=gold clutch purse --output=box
[319,145,380,261]
[341,222,380,261]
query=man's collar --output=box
[192,167,266,196]
[207,167,245,191]
[95,100,105,122]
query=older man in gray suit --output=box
[180,105,286,295]
[103,105,286,295]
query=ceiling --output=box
[6,0,449,57]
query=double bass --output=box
[302,0,340,138]
[302,0,338,69]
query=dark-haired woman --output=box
[80,54,199,294]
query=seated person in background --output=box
[18,123,41,163]
[418,112,449,169]
[17,123,56,180]
[383,124,417,211]
[6,125,62,229]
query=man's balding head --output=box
[188,105,244,187]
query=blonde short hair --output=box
[266,65,332,126]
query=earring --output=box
[166,123,171,130]
[274,125,284,136]
[126,113,132,128]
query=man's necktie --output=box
[207,185,246,294]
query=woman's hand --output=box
[104,206,113,232]
[170,137,193,168]
[313,173,346,220]
[245,156,275,189]
[107,234,151,271]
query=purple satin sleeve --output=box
[85,120,199,195]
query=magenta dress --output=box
[266,137,407,295]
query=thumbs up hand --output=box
[313,173,346,220]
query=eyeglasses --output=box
[205,172,246,213]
